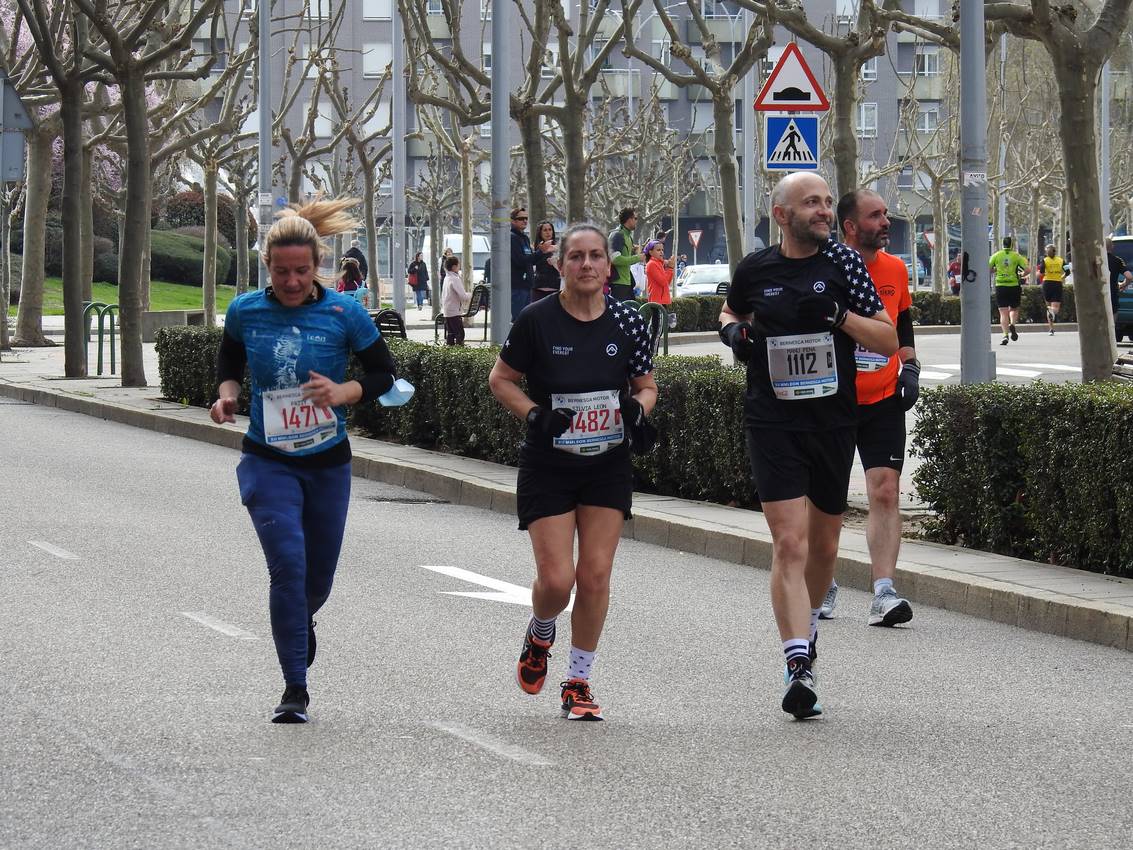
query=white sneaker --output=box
[868,587,913,627]
[819,583,838,619]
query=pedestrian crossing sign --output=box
[764,114,819,171]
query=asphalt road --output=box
[2,400,1131,849]
[674,328,1121,385]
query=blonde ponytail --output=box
[262,196,361,282]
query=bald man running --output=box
[719,172,898,719]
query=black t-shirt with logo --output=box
[500,293,654,466]
[726,240,885,431]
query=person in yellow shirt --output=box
[1037,244,1066,335]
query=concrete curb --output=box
[1,377,1129,653]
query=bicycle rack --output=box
[83,301,119,375]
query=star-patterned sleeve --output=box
[820,240,885,317]
[610,299,654,377]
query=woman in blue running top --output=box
[210,198,398,724]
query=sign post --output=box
[753,44,829,242]
[688,229,703,265]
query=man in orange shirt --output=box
[819,189,919,627]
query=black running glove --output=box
[719,321,756,363]
[619,392,657,455]
[526,405,575,438]
[796,294,848,329]
[897,359,921,411]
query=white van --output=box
[419,233,491,285]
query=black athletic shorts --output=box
[1042,281,1064,304]
[516,456,634,530]
[995,285,1021,309]
[745,427,856,516]
[857,394,906,472]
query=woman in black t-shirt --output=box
[488,224,658,722]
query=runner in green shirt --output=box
[989,237,1029,346]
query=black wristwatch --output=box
[525,406,541,425]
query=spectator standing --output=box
[531,220,561,302]
[644,239,675,305]
[335,257,362,293]
[408,251,431,312]
[609,207,644,302]
[510,207,535,320]
[343,239,368,281]
[947,254,961,295]
[1108,237,1133,341]
[441,255,468,346]
[675,254,688,279]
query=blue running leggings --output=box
[236,453,352,687]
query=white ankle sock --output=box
[528,615,556,643]
[809,608,821,642]
[568,646,595,680]
[874,578,894,596]
[782,638,810,665]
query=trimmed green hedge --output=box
[910,285,1076,326]
[154,329,755,505]
[912,382,1133,576]
[151,230,232,287]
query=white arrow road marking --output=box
[995,366,1041,378]
[28,541,78,560]
[180,611,258,640]
[431,722,554,766]
[420,564,574,611]
[918,370,952,380]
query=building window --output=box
[651,39,671,67]
[304,0,331,20]
[836,0,859,22]
[761,45,783,77]
[914,0,942,21]
[857,102,878,138]
[192,37,227,73]
[897,166,914,189]
[542,45,559,79]
[426,0,444,14]
[481,0,491,21]
[859,160,877,190]
[363,43,392,79]
[701,0,733,18]
[363,101,392,138]
[362,0,392,19]
[860,56,877,81]
[588,39,613,70]
[915,46,939,77]
[915,106,940,133]
[313,101,334,138]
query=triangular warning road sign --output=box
[767,118,817,166]
[753,43,830,112]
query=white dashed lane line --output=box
[28,540,79,560]
[180,611,258,640]
[431,722,554,766]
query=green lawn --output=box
[8,278,238,317]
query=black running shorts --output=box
[856,394,906,472]
[516,456,634,530]
[1042,281,1064,304]
[745,427,856,516]
[995,285,1021,309]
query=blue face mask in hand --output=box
[378,378,415,407]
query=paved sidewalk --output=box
[2,338,1130,653]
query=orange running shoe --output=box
[560,678,603,721]
[516,632,553,695]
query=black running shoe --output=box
[1000,336,1009,346]
[782,659,821,720]
[1010,324,1018,341]
[307,618,317,667]
[272,685,310,724]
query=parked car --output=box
[891,253,928,289]
[675,263,732,296]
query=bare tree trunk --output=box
[1057,70,1116,380]
[712,94,744,271]
[81,145,94,301]
[1028,184,1041,281]
[361,169,379,306]
[60,77,86,376]
[14,127,52,347]
[202,161,218,328]
[430,216,443,309]
[1057,189,1067,257]
[561,97,587,222]
[932,183,947,294]
[233,188,249,296]
[118,70,150,386]
[519,113,547,229]
[141,228,151,311]
[830,53,860,199]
